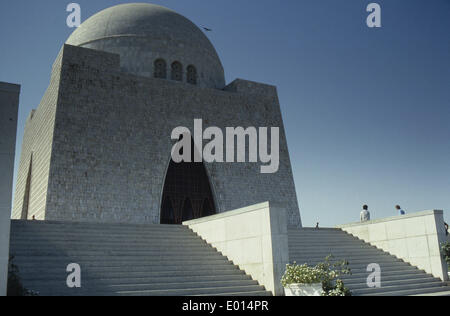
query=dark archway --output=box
[160,145,216,225]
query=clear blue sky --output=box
[1,0,449,227]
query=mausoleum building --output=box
[12,3,302,227]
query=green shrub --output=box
[281,263,324,287]
[442,242,450,266]
[281,255,352,296]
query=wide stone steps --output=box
[118,285,267,297]
[13,258,234,268]
[10,249,223,257]
[21,280,263,296]
[10,244,215,252]
[288,228,450,296]
[347,277,442,290]
[18,269,248,281]
[9,220,271,296]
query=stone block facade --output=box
[13,44,302,227]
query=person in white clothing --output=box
[360,205,370,222]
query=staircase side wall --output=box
[338,210,449,281]
[184,201,289,296]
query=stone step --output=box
[11,220,188,230]
[288,249,383,257]
[289,261,408,271]
[11,227,190,235]
[345,277,441,290]
[289,255,404,265]
[10,233,203,241]
[288,232,357,236]
[10,249,223,257]
[10,238,208,247]
[288,236,361,242]
[340,268,428,280]
[117,285,267,296]
[25,279,260,295]
[360,285,450,296]
[288,246,378,253]
[27,286,272,297]
[288,228,343,233]
[14,258,232,268]
[352,281,446,295]
[74,274,254,285]
[411,290,450,296]
[289,253,396,262]
[288,240,370,247]
[10,244,215,252]
[17,262,239,275]
[19,268,247,281]
[342,265,419,275]
[12,252,226,262]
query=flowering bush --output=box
[281,255,352,296]
[281,263,324,287]
[325,279,352,297]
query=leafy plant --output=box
[281,255,352,296]
[7,255,37,296]
[442,242,450,266]
[324,279,352,297]
[281,263,324,287]
[317,255,352,296]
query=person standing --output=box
[396,205,406,215]
[360,205,370,222]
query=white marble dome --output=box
[66,3,225,89]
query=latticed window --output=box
[154,59,167,79]
[171,61,183,81]
[186,65,197,85]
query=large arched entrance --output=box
[160,151,216,225]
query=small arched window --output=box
[154,59,167,79]
[171,61,183,81]
[187,65,197,85]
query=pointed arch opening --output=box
[160,138,216,225]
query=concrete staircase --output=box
[288,227,450,296]
[9,220,271,296]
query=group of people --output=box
[360,204,405,222]
[360,205,449,236]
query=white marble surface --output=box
[338,210,449,281]
[184,202,289,296]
